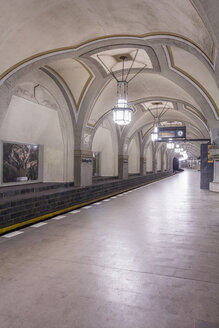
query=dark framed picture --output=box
[3,142,39,183]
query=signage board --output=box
[207,144,213,163]
[158,126,186,139]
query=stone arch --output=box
[92,117,118,176]
[128,134,140,174]
[0,69,75,183]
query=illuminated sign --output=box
[158,126,186,139]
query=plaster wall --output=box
[0,95,65,183]
[43,147,64,182]
[0,0,212,75]
[128,136,140,174]
[92,125,118,176]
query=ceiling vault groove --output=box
[164,45,219,119]
[0,31,215,84]
[1,0,219,165]
[44,61,93,113]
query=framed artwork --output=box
[3,142,39,183]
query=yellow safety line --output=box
[0,174,173,235]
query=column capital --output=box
[74,150,93,158]
[74,149,93,187]
[118,154,128,160]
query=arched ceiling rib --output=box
[87,73,202,127]
[165,45,219,118]
[0,0,217,162]
[45,58,93,112]
[0,0,215,77]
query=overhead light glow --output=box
[117,99,127,107]
[113,81,133,125]
[113,106,133,125]
[167,142,174,149]
[179,152,188,161]
[151,125,159,141]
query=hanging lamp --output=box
[151,125,158,141]
[146,102,170,142]
[151,117,160,141]
[97,52,147,125]
[113,80,133,125]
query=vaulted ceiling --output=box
[1,0,219,158]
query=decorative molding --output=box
[87,109,112,128]
[141,126,153,140]
[74,150,93,158]
[44,59,93,112]
[87,79,113,127]
[165,45,219,119]
[189,0,215,60]
[184,105,209,130]
[0,30,215,83]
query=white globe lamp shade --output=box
[113,106,133,125]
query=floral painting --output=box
[3,143,39,183]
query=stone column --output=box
[161,150,165,172]
[140,157,146,176]
[168,155,173,171]
[152,143,157,174]
[74,150,93,187]
[165,152,168,171]
[118,155,128,179]
[153,159,157,173]
[209,148,219,192]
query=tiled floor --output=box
[0,170,219,328]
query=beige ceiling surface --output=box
[92,48,153,74]
[0,0,213,76]
[88,73,201,126]
[142,101,174,111]
[128,109,204,139]
[48,58,92,109]
[170,46,219,112]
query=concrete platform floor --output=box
[0,170,219,328]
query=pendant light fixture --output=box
[145,102,170,142]
[97,52,147,125]
[151,116,160,141]
[113,79,133,125]
[151,125,158,141]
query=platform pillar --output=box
[74,150,93,187]
[209,148,219,192]
[118,155,128,179]
[140,157,146,176]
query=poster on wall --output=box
[207,144,214,163]
[3,143,39,183]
